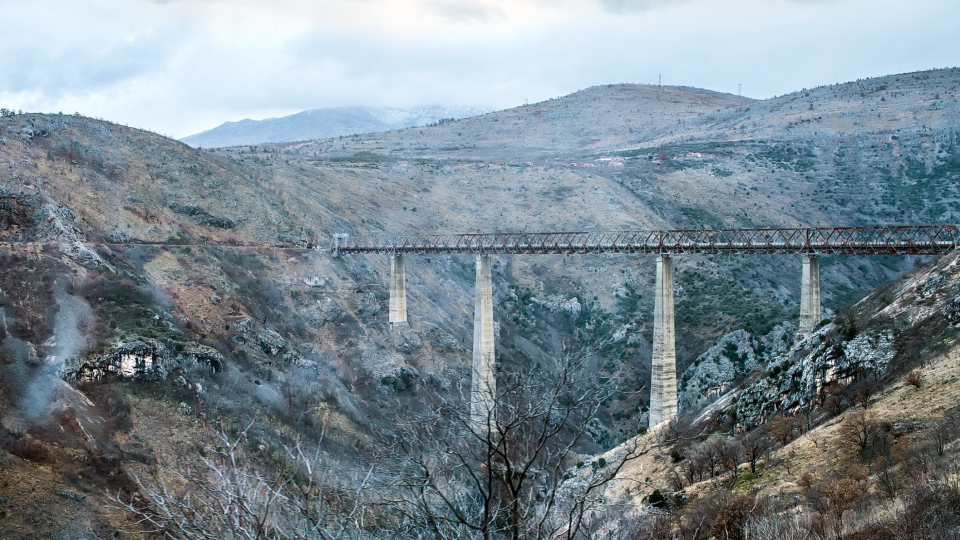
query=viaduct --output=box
[333,226,959,429]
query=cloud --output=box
[0,0,957,137]
[421,0,509,23]
[594,0,691,14]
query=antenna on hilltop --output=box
[738,83,742,97]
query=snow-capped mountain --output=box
[180,105,491,148]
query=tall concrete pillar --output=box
[797,255,821,340]
[471,255,496,432]
[649,255,677,428]
[389,254,407,330]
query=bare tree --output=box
[873,456,900,500]
[722,439,744,483]
[770,415,796,447]
[742,432,771,475]
[932,417,956,457]
[703,437,726,478]
[381,339,648,540]
[110,419,373,540]
[837,410,874,453]
[744,507,824,540]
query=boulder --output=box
[425,324,461,352]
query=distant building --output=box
[687,152,702,158]
[609,161,624,167]
[583,163,595,167]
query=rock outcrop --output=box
[733,324,895,428]
[64,339,224,382]
[302,296,340,327]
[678,323,796,413]
[360,348,420,392]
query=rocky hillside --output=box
[181,105,491,148]
[0,69,957,537]
[583,245,960,539]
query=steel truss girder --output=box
[334,226,960,256]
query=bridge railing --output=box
[333,226,960,256]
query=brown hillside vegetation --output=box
[0,68,957,537]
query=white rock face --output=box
[65,340,224,382]
[733,324,896,428]
[678,323,796,413]
[530,295,582,318]
[842,332,895,374]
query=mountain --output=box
[180,105,491,148]
[0,69,958,537]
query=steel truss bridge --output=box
[333,226,960,257]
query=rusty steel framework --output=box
[333,226,960,256]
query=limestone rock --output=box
[393,326,423,354]
[733,324,895,428]
[360,349,419,392]
[181,343,225,372]
[302,275,326,287]
[356,292,381,317]
[256,330,287,356]
[680,329,758,411]
[425,324,460,351]
[303,297,340,327]
[531,295,582,318]
[841,331,895,374]
[678,323,796,412]
[65,339,224,382]
[110,231,132,243]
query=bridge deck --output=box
[334,226,960,256]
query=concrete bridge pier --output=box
[797,255,821,340]
[649,255,678,428]
[389,254,407,330]
[471,255,497,432]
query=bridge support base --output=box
[649,255,677,428]
[471,255,496,432]
[797,255,821,340]
[389,255,407,331]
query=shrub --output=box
[797,471,816,490]
[709,492,758,540]
[648,489,666,508]
[904,370,923,389]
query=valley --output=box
[0,68,958,538]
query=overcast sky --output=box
[2,0,958,138]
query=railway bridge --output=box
[333,226,959,429]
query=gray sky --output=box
[3,0,958,138]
